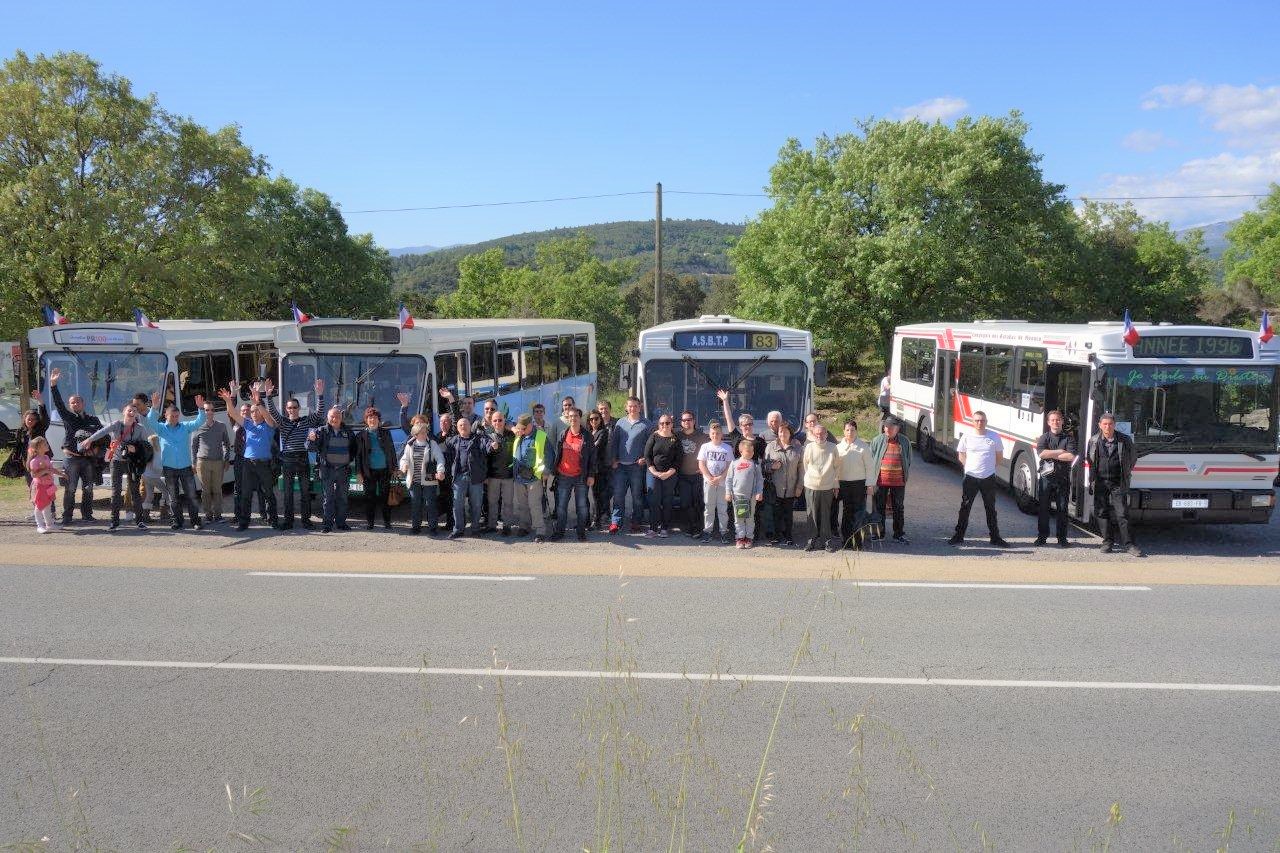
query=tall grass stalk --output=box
[491,666,526,853]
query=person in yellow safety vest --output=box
[511,413,556,543]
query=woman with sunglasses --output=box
[642,414,683,538]
[586,410,612,529]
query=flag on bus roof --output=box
[1122,309,1141,347]
[291,301,311,324]
[133,308,159,329]
[1261,310,1275,344]
[41,306,69,326]
[398,302,415,330]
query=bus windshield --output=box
[643,358,808,427]
[40,351,168,422]
[1102,365,1277,453]
[281,353,427,423]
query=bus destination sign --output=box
[672,331,780,351]
[1132,335,1252,359]
[300,324,400,345]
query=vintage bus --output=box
[629,315,825,427]
[27,320,286,465]
[890,320,1279,524]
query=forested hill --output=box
[391,219,744,295]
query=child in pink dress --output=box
[27,436,62,533]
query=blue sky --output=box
[7,0,1280,249]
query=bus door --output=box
[934,350,957,447]
[1046,363,1090,517]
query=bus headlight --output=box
[1251,494,1274,508]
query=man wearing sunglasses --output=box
[675,410,709,537]
[264,377,326,530]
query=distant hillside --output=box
[391,219,744,296]
[1175,219,1235,261]
[388,244,441,257]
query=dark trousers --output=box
[240,459,277,524]
[320,463,351,529]
[1037,477,1070,541]
[805,487,834,545]
[954,474,1000,539]
[874,484,906,538]
[650,474,677,531]
[838,479,866,547]
[408,483,439,532]
[771,495,796,541]
[554,473,590,535]
[364,467,392,527]
[438,474,454,528]
[452,476,484,533]
[62,455,96,520]
[1094,480,1133,546]
[232,459,246,522]
[163,466,201,526]
[108,461,144,524]
[591,469,612,525]
[676,473,703,533]
[280,454,313,523]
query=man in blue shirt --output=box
[219,384,278,531]
[147,391,207,530]
[607,396,652,534]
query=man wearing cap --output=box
[868,416,912,543]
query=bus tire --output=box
[917,417,939,464]
[1011,452,1037,515]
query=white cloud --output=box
[1121,129,1176,152]
[892,96,969,123]
[1089,149,1280,227]
[1141,81,1280,148]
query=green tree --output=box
[1223,184,1280,301]
[700,274,740,316]
[438,234,637,380]
[732,113,1077,368]
[1060,202,1210,323]
[621,271,706,327]
[1198,277,1270,326]
[0,50,264,337]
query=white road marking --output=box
[247,571,535,582]
[2,656,1276,694]
[846,582,1151,591]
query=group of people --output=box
[6,372,1142,555]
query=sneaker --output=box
[321,526,333,533]
[656,528,669,539]
[826,541,841,553]
[301,520,315,530]
[549,531,565,542]
[367,521,375,531]
[577,529,587,542]
[108,521,120,531]
[769,539,781,547]
[696,532,709,542]
[686,529,700,539]
[278,521,294,531]
[384,521,392,530]
[136,522,148,530]
[720,533,733,544]
[1100,541,1114,553]
[337,524,352,531]
[947,534,963,546]
[236,523,249,531]
[784,539,796,547]
[1126,544,1144,557]
[1058,540,1070,549]
[502,525,511,537]
[448,531,463,540]
[39,527,52,534]
[193,521,204,530]
[990,537,1010,548]
[804,540,819,552]
[608,523,620,535]
[892,533,909,544]
[643,530,656,538]
[1033,537,1048,547]
[743,540,754,549]
[533,535,546,544]
[629,524,644,535]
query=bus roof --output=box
[639,315,812,338]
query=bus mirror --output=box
[617,362,632,393]
[814,360,829,388]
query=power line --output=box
[346,191,651,214]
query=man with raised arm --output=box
[47,367,104,524]
[263,377,325,530]
[219,383,278,530]
[146,390,207,530]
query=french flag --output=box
[1122,309,1141,347]
[398,302,415,330]
[291,301,311,324]
[1261,311,1275,344]
[41,306,69,326]
[133,308,159,329]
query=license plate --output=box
[1171,498,1209,509]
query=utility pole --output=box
[654,182,663,326]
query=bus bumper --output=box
[1130,489,1276,524]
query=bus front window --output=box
[40,352,168,422]
[642,359,807,427]
[1103,365,1277,453]
[280,353,427,423]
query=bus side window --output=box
[958,344,984,396]
[520,340,542,390]
[1015,347,1047,410]
[470,341,496,400]
[983,345,1014,405]
[574,335,589,377]
[497,339,520,394]
[542,337,559,382]
[558,335,574,379]
[434,351,466,397]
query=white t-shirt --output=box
[956,430,1003,479]
[697,441,733,479]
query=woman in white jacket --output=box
[835,418,872,549]
[399,422,446,535]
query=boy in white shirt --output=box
[696,421,734,543]
[948,410,1009,547]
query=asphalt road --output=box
[3,560,1279,850]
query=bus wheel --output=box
[917,418,939,463]
[1011,453,1037,515]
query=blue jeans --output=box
[555,473,590,535]
[319,464,350,529]
[452,476,485,533]
[610,463,645,527]
[409,483,439,532]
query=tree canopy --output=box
[0,50,391,338]
[1223,184,1280,302]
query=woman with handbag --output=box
[3,392,49,484]
[355,406,397,530]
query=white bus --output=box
[890,320,1279,525]
[273,317,597,444]
[630,315,825,427]
[27,320,286,462]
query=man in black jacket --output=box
[263,377,325,529]
[484,411,517,534]
[308,407,358,533]
[48,368,103,524]
[1085,412,1142,557]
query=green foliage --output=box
[621,271,707,327]
[1063,202,1210,323]
[700,274,740,316]
[1198,277,1270,326]
[1223,184,1280,301]
[437,234,637,380]
[0,50,391,337]
[391,219,743,297]
[732,113,1077,369]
